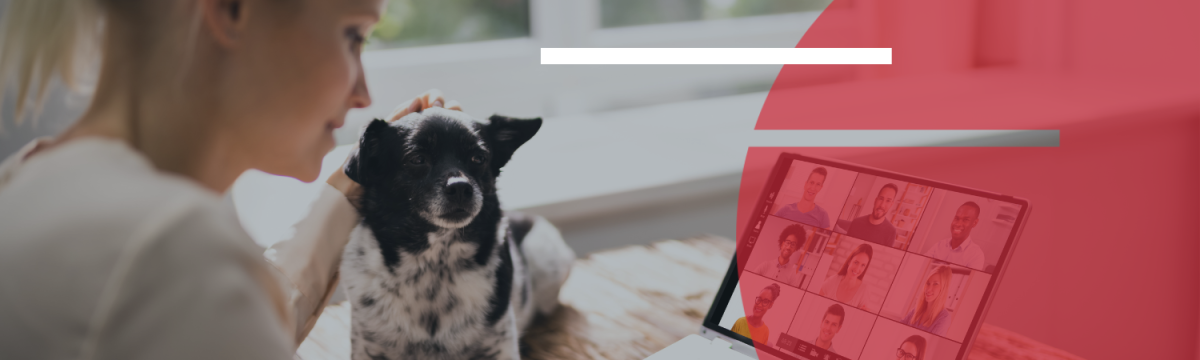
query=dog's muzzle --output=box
[432,176,481,227]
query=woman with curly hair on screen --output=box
[901,266,953,336]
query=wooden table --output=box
[296,237,1083,360]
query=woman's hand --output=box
[326,89,463,200]
[386,89,463,122]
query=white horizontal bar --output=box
[540,48,891,65]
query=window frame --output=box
[361,0,827,70]
[347,0,831,147]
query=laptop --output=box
[648,152,1031,360]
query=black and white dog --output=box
[340,108,574,360]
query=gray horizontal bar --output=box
[746,130,1059,147]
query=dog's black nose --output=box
[444,181,474,204]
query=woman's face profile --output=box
[848,252,869,278]
[225,0,383,182]
[924,274,943,303]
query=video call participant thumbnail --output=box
[900,266,952,336]
[896,335,927,360]
[813,304,845,354]
[924,202,986,271]
[775,167,831,229]
[732,283,780,344]
[751,224,808,288]
[818,243,873,310]
[847,183,898,247]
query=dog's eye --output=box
[470,154,484,164]
[408,156,426,166]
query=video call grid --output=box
[759,159,1002,273]
[738,252,968,359]
[738,221,969,354]
[732,158,1019,359]
[741,221,975,343]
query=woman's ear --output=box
[200,0,248,48]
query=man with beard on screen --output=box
[847,183,898,247]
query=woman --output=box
[818,243,873,309]
[895,335,927,360]
[900,266,953,336]
[0,0,453,358]
[731,283,780,344]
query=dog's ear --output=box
[480,115,542,173]
[345,119,399,185]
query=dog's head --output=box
[345,108,541,229]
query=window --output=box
[345,0,831,144]
[600,0,832,28]
[368,0,531,50]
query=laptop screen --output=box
[703,153,1030,360]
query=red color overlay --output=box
[735,0,1199,359]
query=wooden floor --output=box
[296,237,1082,360]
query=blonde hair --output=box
[911,265,952,328]
[0,0,102,127]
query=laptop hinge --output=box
[710,337,733,350]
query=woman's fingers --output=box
[420,89,444,109]
[326,168,363,202]
[387,97,422,122]
[387,89,462,123]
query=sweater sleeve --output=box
[262,184,360,344]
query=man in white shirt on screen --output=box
[751,224,808,288]
[925,201,987,271]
